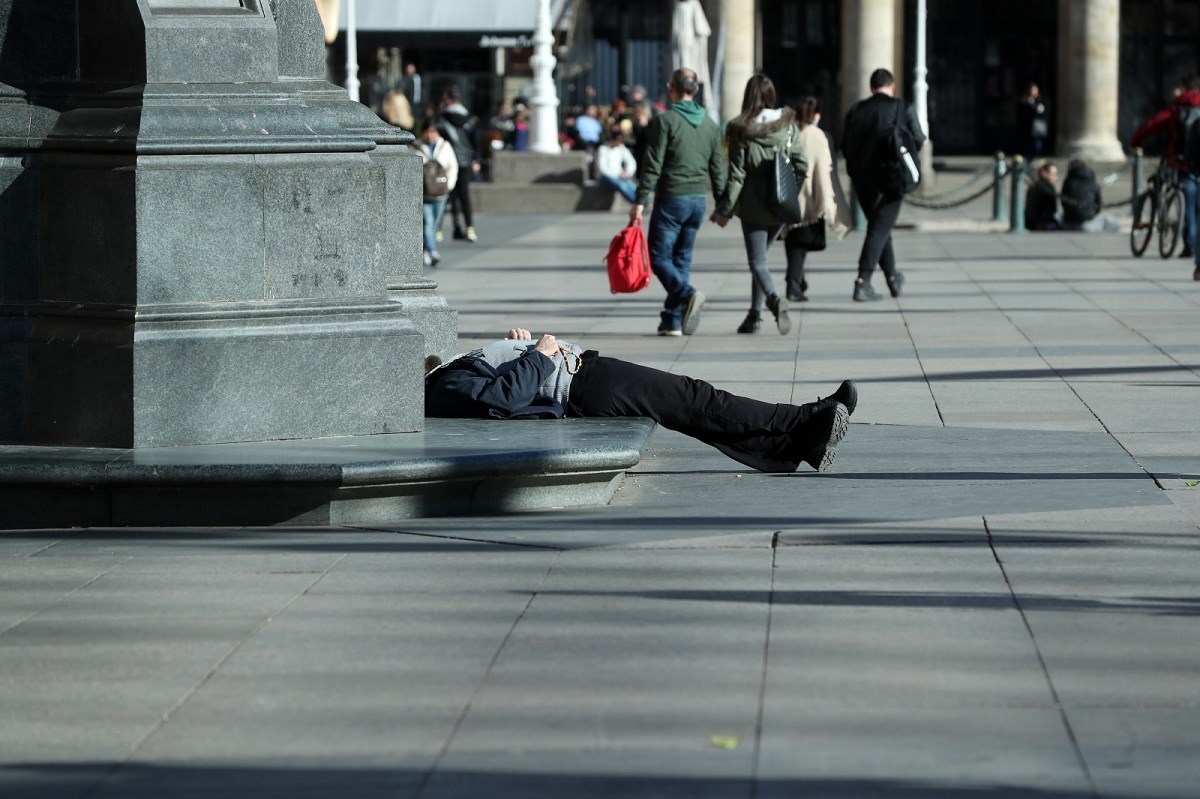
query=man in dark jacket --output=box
[841,68,926,302]
[436,87,480,242]
[1024,161,1061,231]
[629,68,727,336]
[1131,75,1200,268]
[425,327,857,474]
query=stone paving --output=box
[2,211,1198,798]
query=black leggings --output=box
[567,355,813,473]
[449,176,474,232]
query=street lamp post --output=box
[529,0,561,153]
[913,0,933,192]
[345,0,361,102]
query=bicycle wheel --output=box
[1130,190,1154,257]
[1158,186,1182,258]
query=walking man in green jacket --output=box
[630,68,727,336]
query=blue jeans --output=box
[1181,173,1197,259]
[600,175,638,203]
[422,197,447,254]
[648,195,707,327]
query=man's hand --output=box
[506,328,533,340]
[629,203,644,226]
[533,334,559,359]
[709,212,730,228]
[471,160,482,175]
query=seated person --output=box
[1061,159,1121,232]
[1025,161,1061,231]
[425,327,857,474]
[594,127,639,203]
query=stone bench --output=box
[0,418,656,528]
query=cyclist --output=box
[1130,75,1200,271]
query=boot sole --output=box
[815,403,850,472]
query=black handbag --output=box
[768,125,803,224]
[787,221,826,252]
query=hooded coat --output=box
[716,107,809,224]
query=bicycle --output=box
[1130,157,1183,258]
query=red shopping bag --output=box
[604,223,652,294]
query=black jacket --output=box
[436,104,476,169]
[425,352,562,419]
[1061,164,1101,224]
[841,93,926,184]
[1024,179,1060,230]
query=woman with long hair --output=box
[781,96,844,301]
[712,74,808,334]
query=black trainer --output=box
[887,271,905,298]
[853,281,883,302]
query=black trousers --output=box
[567,355,813,473]
[449,176,475,232]
[853,180,903,283]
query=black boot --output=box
[737,311,761,334]
[766,294,792,335]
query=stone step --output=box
[472,181,632,214]
[0,418,656,527]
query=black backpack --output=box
[1177,104,1200,171]
[872,100,921,195]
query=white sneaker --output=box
[422,251,432,267]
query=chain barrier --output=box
[903,178,999,210]
[901,162,995,204]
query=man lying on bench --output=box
[424,327,857,474]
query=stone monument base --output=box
[0,418,655,527]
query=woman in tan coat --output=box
[782,97,849,301]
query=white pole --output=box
[913,0,929,136]
[528,0,560,153]
[345,0,361,102]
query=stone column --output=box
[0,0,454,448]
[720,0,755,123]
[841,0,896,125]
[1058,0,1125,162]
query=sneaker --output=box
[767,294,791,335]
[435,230,443,243]
[1181,248,1193,258]
[737,311,761,334]
[800,402,850,472]
[811,380,858,417]
[465,226,478,242]
[429,250,441,267]
[852,281,883,302]
[453,229,467,240]
[787,292,808,302]
[886,271,905,298]
[422,250,432,267]
[681,290,705,335]
[1194,266,1200,281]
[657,321,682,337]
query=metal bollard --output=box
[1009,155,1026,233]
[992,151,1008,223]
[851,187,866,231]
[1132,148,1144,207]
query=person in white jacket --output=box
[414,123,458,267]
[782,96,851,301]
[595,127,639,203]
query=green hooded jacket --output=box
[634,100,727,206]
